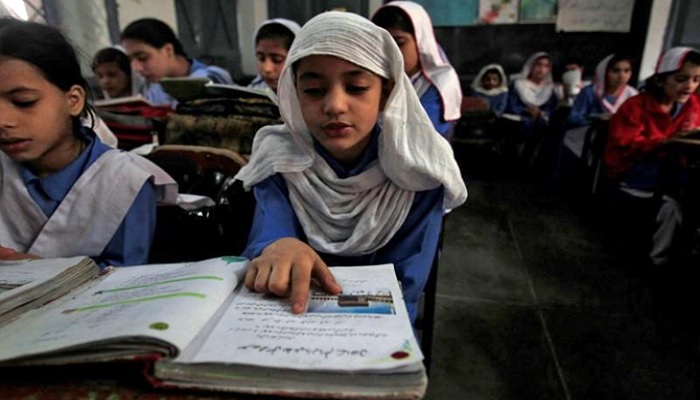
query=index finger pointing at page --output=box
[290,264,312,314]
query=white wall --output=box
[638,0,674,82]
[236,0,269,76]
[117,0,178,34]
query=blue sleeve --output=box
[374,188,444,322]
[506,85,528,117]
[97,180,157,267]
[420,85,452,137]
[566,85,599,129]
[191,66,233,85]
[241,174,305,259]
[491,92,508,116]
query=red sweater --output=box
[603,92,700,177]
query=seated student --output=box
[567,54,637,129]
[248,18,300,99]
[603,47,700,267]
[371,1,462,138]
[506,52,559,163]
[92,46,147,100]
[556,57,589,107]
[507,52,559,130]
[120,18,233,107]
[562,54,638,161]
[235,11,468,323]
[0,19,177,267]
[470,64,509,117]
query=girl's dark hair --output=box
[606,53,635,73]
[371,6,415,35]
[255,23,296,50]
[121,18,186,57]
[92,47,131,79]
[644,50,700,100]
[0,18,93,129]
[484,68,501,79]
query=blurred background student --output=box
[248,18,300,99]
[91,46,146,100]
[372,1,462,139]
[121,18,233,107]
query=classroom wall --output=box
[639,0,673,81]
[116,0,178,34]
[433,0,654,91]
[237,1,269,77]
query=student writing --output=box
[235,11,468,323]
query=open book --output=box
[94,95,155,109]
[0,257,99,326]
[160,77,275,103]
[0,257,426,399]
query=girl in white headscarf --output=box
[567,54,637,129]
[248,18,301,97]
[236,11,467,323]
[507,51,559,131]
[372,1,462,138]
[471,63,509,116]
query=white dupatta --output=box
[513,51,556,108]
[593,54,638,114]
[235,11,467,256]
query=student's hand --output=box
[0,245,38,261]
[526,107,542,119]
[245,238,342,314]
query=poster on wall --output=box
[479,0,519,24]
[556,0,634,32]
[519,0,556,23]
[414,0,479,27]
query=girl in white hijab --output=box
[471,63,509,116]
[236,11,467,322]
[248,18,301,97]
[507,51,559,129]
[372,1,462,138]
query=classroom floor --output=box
[425,141,700,399]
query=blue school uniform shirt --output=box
[420,84,453,137]
[18,127,157,268]
[506,84,559,136]
[241,126,445,322]
[473,91,508,117]
[146,58,233,106]
[566,85,612,129]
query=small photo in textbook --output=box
[306,289,396,315]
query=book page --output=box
[0,257,248,363]
[94,95,153,108]
[183,264,423,372]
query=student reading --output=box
[92,46,146,100]
[371,1,462,138]
[248,18,301,98]
[235,11,468,323]
[120,18,233,107]
[0,19,176,266]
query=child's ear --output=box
[380,79,395,111]
[163,43,175,58]
[65,85,86,117]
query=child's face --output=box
[94,61,130,98]
[0,58,84,169]
[122,39,172,82]
[663,62,700,103]
[387,28,420,76]
[482,72,501,90]
[529,57,551,82]
[295,55,386,163]
[255,38,289,92]
[606,60,632,90]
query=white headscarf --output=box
[235,11,467,256]
[374,1,462,121]
[593,54,638,114]
[513,51,556,107]
[655,46,698,74]
[471,63,508,96]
